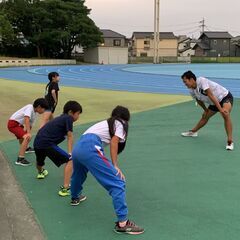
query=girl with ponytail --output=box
[70,105,144,234]
[40,72,60,128]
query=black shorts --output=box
[46,105,56,113]
[208,92,233,112]
[35,146,70,167]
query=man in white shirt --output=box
[181,70,234,150]
[8,98,48,166]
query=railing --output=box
[0,59,76,67]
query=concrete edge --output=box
[0,149,46,240]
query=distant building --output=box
[84,29,128,64]
[178,37,196,57]
[193,31,232,57]
[231,36,240,57]
[130,32,178,57]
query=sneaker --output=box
[58,186,71,197]
[15,158,31,166]
[114,220,144,235]
[37,169,48,179]
[25,147,35,153]
[70,195,87,205]
[226,142,234,151]
[181,130,198,137]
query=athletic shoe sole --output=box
[15,162,31,166]
[71,196,87,206]
[113,229,145,235]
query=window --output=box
[223,40,227,44]
[144,40,150,45]
[113,39,121,46]
[213,40,217,45]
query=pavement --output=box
[0,150,45,240]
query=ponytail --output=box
[45,71,59,93]
[107,106,130,154]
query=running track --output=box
[1,64,240,96]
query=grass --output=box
[0,78,190,141]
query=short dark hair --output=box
[181,70,196,81]
[33,98,49,109]
[63,101,82,114]
[48,72,59,81]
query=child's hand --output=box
[115,166,125,181]
[24,133,31,141]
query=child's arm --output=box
[51,89,57,105]
[24,116,31,133]
[67,131,73,156]
[110,136,125,180]
[24,116,31,140]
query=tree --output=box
[1,0,102,58]
[0,11,17,50]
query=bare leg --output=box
[18,136,30,157]
[63,160,73,188]
[40,111,53,128]
[191,109,217,132]
[222,102,233,143]
[36,164,43,173]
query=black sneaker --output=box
[15,158,31,166]
[70,195,87,206]
[25,147,35,153]
[114,220,144,235]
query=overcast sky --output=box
[85,0,240,38]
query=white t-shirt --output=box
[190,77,228,105]
[10,104,37,126]
[84,120,126,145]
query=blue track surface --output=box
[1,64,240,96]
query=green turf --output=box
[0,78,190,141]
[1,100,240,240]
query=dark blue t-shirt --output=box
[34,114,73,149]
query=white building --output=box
[84,29,128,64]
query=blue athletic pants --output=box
[71,133,128,222]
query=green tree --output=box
[1,0,102,58]
[0,11,16,50]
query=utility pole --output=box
[199,18,206,34]
[153,0,160,63]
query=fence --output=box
[191,57,240,63]
[128,56,190,64]
[0,58,76,67]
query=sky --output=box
[85,0,240,39]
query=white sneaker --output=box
[181,131,198,137]
[226,142,234,151]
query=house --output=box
[193,31,232,57]
[130,32,178,57]
[178,37,196,57]
[231,36,240,57]
[84,29,128,64]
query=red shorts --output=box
[7,120,27,139]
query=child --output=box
[40,72,60,128]
[181,70,234,150]
[7,98,49,166]
[70,106,144,235]
[34,101,82,196]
